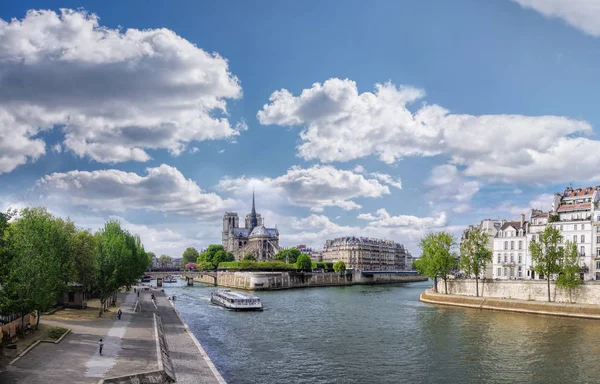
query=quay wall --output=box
[194,271,426,290]
[434,279,600,305]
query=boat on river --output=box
[163,276,177,283]
[210,289,263,311]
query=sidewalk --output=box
[0,290,157,384]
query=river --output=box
[162,280,600,384]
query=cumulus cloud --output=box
[0,9,242,173]
[217,164,390,212]
[512,0,600,37]
[351,165,402,190]
[257,78,595,184]
[35,164,236,217]
[425,164,480,212]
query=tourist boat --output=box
[210,289,263,311]
[163,276,177,283]
[141,275,152,283]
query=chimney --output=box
[520,213,525,227]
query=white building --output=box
[526,209,549,280]
[492,215,528,280]
[462,219,503,279]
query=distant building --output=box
[222,192,280,261]
[321,236,409,271]
[492,215,528,280]
[461,219,503,279]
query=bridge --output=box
[360,270,419,277]
[144,271,218,286]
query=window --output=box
[580,246,585,256]
[510,268,515,277]
[597,249,600,257]
[518,266,522,278]
[597,215,600,222]
[510,241,514,250]
[504,254,507,263]
[518,254,522,264]
[497,268,502,277]
[574,235,577,243]
[575,224,578,231]
[504,268,508,277]
[518,241,522,250]
[510,254,514,263]
[560,225,563,231]
[596,236,600,244]
[597,226,600,233]
[581,235,585,243]
[532,235,536,242]
[504,241,508,250]
[596,261,600,270]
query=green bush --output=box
[218,260,297,271]
[48,327,68,340]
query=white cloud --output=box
[51,143,62,153]
[258,78,595,184]
[512,0,600,37]
[350,165,402,190]
[513,188,523,194]
[190,147,199,154]
[482,193,555,217]
[217,164,390,212]
[35,164,236,217]
[0,9,242,173]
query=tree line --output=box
[0,207,152,326]
[415,226,581,302]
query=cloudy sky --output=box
[1,0,600,257]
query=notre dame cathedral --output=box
[222,192,280,261]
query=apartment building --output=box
[492,215,528,280]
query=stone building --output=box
[492,215,529,280]
[222,192,280,261]
[321,236,409,271]
[461,219,503,279]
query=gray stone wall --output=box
[435,279,600,304]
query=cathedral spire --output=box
[250,189,258,231]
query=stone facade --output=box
[321,236,410,271]
[222,193,279,261]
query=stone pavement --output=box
[0,290,157,384]
[153,292,225,384]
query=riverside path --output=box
[0,288,224,384]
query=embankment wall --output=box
[434,279,600,305]
[195,271,426,290]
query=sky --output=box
[2,0,600,258]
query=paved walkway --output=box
[0,290,157,384]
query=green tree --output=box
[296,254,312,271]
[182,247,200,265]
[530,226,563,302]
[197,244,225,265]
[556,240,581,303]
[243,253,256,261]
[274,248,301,264]
[159,254,172,268]
[69,229,98,290]
[459,229,492,297]
[197,261,214,271]
[415,232,457,294]
[213,250,234,267]
[333,260,346,273]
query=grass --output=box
[47,327,69,340]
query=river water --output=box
[162,280,600,384]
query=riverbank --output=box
[420,289,600,319]
[193,270,427,290]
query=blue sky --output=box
[2,0,600,257]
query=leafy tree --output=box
[296,254,312,271]
[333,260,346,273]
[415,232,457,294]
[197,261,214,271]
[146,251,156,261]
[213,250,232,267]
[184,262,198,270]
[197,244,225,265]
[556,240,581,303]
[243,253,256,261]
[159,254,172,268]
[530,226,563,302]
[459,229,492,297]
[182,247,200,265]
[69,229,98,290]
[274,248,301,264]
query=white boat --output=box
[210,289,263,311]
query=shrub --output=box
[48,327,68,340]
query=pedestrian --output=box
[137,291,140,297]
[98,339,104,355]
[117,309,122,320]
[134,287,136,293]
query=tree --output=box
[182,247,200,265]
[184,262,198,270]
[69,229,98,290]
[296,254,312,271]
[556,240,581,303]
[459,229,492,297]
[197,261,214,271]
[415,232,457,294]
[243,253,256,261]
[159,254,172,268]
[333,260,346,273]
[197,244,225,265]
[274,248,301,264]
[213,250,234,267]
[530,226,563,302]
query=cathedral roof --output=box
[249,225,277,238]
[233,228,250,238]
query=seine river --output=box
[163,280,600,384]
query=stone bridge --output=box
[144,271,218,286]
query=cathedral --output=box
[222,192,280,261]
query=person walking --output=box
[117,309,122,320]
[98,339,104,355]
